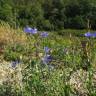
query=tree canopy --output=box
[0,0,96,30]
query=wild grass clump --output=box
[0,21,27,47]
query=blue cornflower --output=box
[11,61,19,68]
[31,28,38,34]
[84,32,93,37]
[24,26,32,33]
[84,32,96,38]
[24,27,37,34]
[40,32,48,38]
[42,55,52,64]
[92,32,96,37]
[44,47,50,53]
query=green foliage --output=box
[0,0,14,25]
[0,0,96,30]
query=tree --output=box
[0,0,14,25]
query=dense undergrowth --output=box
[0,22,96,96]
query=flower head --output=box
[41,32,48,38]
[24,26,32,33]
[44,47,50,53]
[31,28,38,34]
[92,32,96,37]
[11,61,19,68]
[84,32,93,37]
[84,32,96,38]
[24,27,37,34]
[42,55,52,64]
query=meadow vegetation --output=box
[0,22,96,96]
[0,0,96,96]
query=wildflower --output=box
[42,54,52,64]
[24,26,32,33]
[44,47,50,53]
[31,28,38,34]
[92,32,96,37]
[11,61,19,68]
[84,32,96,38]
[24,27,37,34]
[40,32,48,38]
[84,32,93,37]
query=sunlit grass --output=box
[0,21,28,47]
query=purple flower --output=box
[11,61,19,68]
[40,32,48,38]
[84,32,93,37]
[92,32,96,37]
[24,27,37,34]
[42,55,52,64]
[84,32,96,38]
[24,27,32,33]
[44,47,50,53]
[31,28,38,34]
